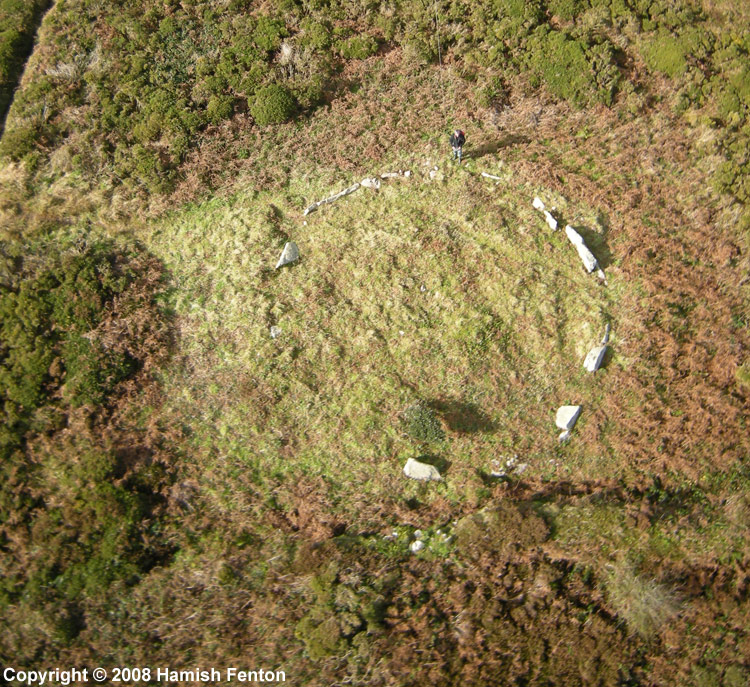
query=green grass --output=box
[142,155,624,520]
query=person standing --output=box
[450,129,465,163]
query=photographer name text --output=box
[3,667,286,685]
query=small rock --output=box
[403,457,442,482]
[275,241,299,269]
[490,459,506,478]
[429,169,437,180]
[601,323,611,345]
[558,430,571,443]
[270,325,282,339]
[413,529,423,540]
[555,405,581,431]
[420,285,426,292]
[544,210,558,231]
[381,172,399,179]
[361,177,381,190]
[303,204,318,216]
[404,170,412,177]
[410,540,425,553]
[514,463,529,475]
[583,345,607,372]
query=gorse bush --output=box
[250,83,298,125]
[402,401,445,443]
[0,232,172,626]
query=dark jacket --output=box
[450,130,465,148]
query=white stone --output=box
[514,463,529,475]
[361,177,381,190]
[303,204,318,216]
[404,170,412,177]
[381,172,400,179]
[601,323,611,345]
[481,172,502,181]
[532,196,546,211]
[270,325,282,339]
[275,241,299,269]
[558,430,571,443]
[413,529,423,540]
[403,457,442,482]
[565,225,599,273]
[410,540,425,553]
[583,345,607,372]
[544,210,558,230]
[555,405,581,431]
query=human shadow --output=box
[428,398,497,434]
[470,134,530,160]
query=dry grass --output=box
[603,561,681,638]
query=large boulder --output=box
[403,457,442,482]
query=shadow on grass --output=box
[429,398,497,434]
[414,453,452,475]
[572,224,614,270]
[470,134,530,160]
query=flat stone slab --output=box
[532,196,546,211]
[555,405,581,431]
[403,457,442,482]
[544,210,558,230]
[565,225,599,273]
[275,241,299,269]
[361,177,381,189]
[584,345,607,372]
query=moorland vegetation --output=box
[0,0,749,685]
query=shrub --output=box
[526,28,597,107]
[642,31,688,77]
[337,35,379,60]
[250,83,298,125]
[300,19,332,50]
[252,15,288,52]
[206,94,234,124]
[402,401,445,443]
[548,0,588,21]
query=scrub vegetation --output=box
[0,0,749,685]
